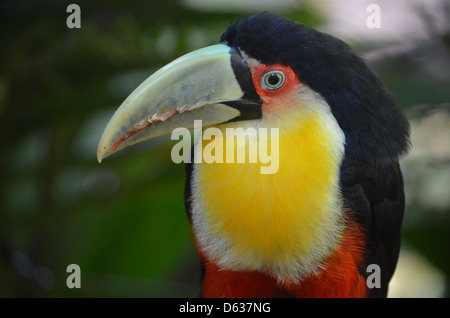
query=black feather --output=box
[342,162,405,297]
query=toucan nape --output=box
[97,13,410,298]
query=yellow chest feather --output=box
[191,110,345,282]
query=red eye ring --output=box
[251,63,300,100]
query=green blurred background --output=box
[0,0,449,297]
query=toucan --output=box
[97,13,410,297]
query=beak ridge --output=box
[97,44,261,162]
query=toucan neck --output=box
[190,104,346,282]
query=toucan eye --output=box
[261,70,285,90]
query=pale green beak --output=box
[97,44,261,163]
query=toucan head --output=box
[97,13,409,167]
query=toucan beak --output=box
[97,44,261,163]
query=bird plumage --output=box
[185,13,410,297]
[98,12,410,298]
